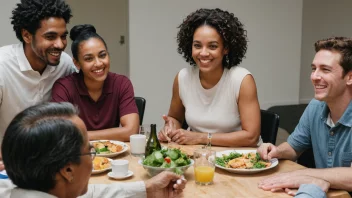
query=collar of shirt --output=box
[16,43,56,74]
[320,100,352,128]
[326,113,335,128]
[338,100,352,127]
[76,70,113,96]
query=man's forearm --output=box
[88,127,137,141]
[277,142,300,161]
[297,168,352,191]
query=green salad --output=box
[143,148,191,169]
[215,152,270,169]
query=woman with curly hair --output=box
[159,8,261,147]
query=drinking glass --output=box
[139,124,151,141]
[193,148,216,185]
[130,134,146,156]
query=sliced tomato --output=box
[164,157,171,163]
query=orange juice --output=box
[194,166,215,183]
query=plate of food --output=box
[91,140,128,157]
[92,156,112,174]
[138,148,194,176]
[215,150,278,174]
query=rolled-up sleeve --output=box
[287,104,312,153]
[80,181,146,198]
[295,184,327,198]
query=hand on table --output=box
[257,143,281,160]
[168,129,199,145]
[258,172,330,196]
[145,171,187,198]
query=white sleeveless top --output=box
[178,66,251,133]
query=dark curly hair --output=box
[11,0,72,43]
[315,37,352,76]
[177,8,248,68]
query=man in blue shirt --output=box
[257,37,352,196]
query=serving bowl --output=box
[138,159,194,177]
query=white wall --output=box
[299,0,352,103]
[65,0,129,76]
[2,0,352,130]
[0,0,20,46]
[129,0,303,128]
[0,0,130,76]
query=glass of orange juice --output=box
[193,148,216,185]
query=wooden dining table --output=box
[89,144,351,198]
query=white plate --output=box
[92,158,112,174]
[108,170,134,179]
[90,140,129,157]
[215,150,279,174]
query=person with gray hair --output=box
[0,102,186,198]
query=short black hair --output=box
[315,37,352,76]
[177,8,248,68]
[70,24,108,61]
[11,0,72,43]
[1,102,83,192]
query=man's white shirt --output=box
[0,43,75,143]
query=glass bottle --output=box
[145,124,162,157]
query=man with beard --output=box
[0,0,75,145]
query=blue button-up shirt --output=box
[287,99,352,168]
[295,184,327,198]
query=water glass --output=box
[130,134,146,156]
[193,148,216,185]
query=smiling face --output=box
[311,49,350,103]
[24,17,68,68]
[74,37,110,83]
[192,25,228,73]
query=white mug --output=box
[111,160,129,177]
[130,134,146,156]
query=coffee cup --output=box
[111,159,129,177]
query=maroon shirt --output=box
[51,71,138,130]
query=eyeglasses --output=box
[80,147,96,160]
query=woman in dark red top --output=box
[51,24,139,141]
